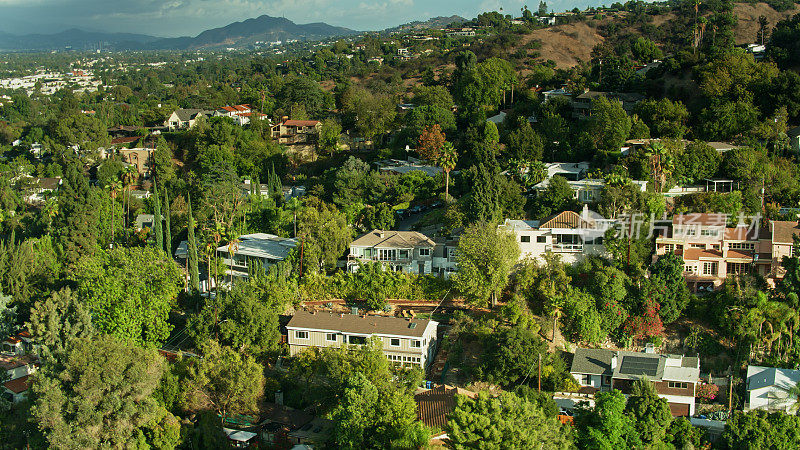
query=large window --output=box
[703,262,718,276]
[390,338,400,347]
[521,235,531,243]
[729,242,755,251]
[668,381,689,389]
[348,335,367,345]
[326,333,337,342]
[296,331,309,340]
[701,228,718,237]
[398,249,410,259]
[582,374,592,385]
[727,263,750,275]
[378,249,397,261]
[536,236,547,243]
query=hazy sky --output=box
[0,0,608,36]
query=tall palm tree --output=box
[436,142,458,201]
[121,165,138,242]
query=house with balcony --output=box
[654,213,799,291]
[570,346,700,416]
[217,233,298,279]
[286,311,439,370]
[745,365,800,413]
[270,118,321,147]
[1,331,38,403]
[348,230,435,275]
[533,175,647,203]
[164,108,210,130]
[499,209,614,265]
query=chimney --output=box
[275,391,284,405]
[611,351,618,370]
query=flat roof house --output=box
[745,365,800,413]
[570,346,700,416]
[217,233,298,279]
[286,311,439,371]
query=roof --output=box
[672,213,728,226]
[135,214,154,230]
[3,375,31,394]
[500,219,540,232]
[0,354,37,371]
[771,221,800,244]
[283,119,320,127]
[287,417,335,441]
[570,348,614,376]
[110,136,141,145]
[172,108,208,121]
[724,226,760,241]
[222,428,257,443]
[415,385,477,429]
[287,311,434,338]
[747,365,800,391]
[217,233,298,261]
[682,248,723,261]
[351,230,435,249]
[572,348,699,382]
[539,210,603,230]
[31,177,62,191]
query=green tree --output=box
[531,175,579,220]
[453,222,520,308]
[720,410,800,448]
[75,247,182,347]
[590,96,632,153]
[634,98,689,139]
[446,391,572,449]
[153,181,163,252]
[625,378,673,446]
[164,188,172,254]
[181,341,265,423]
[297,199,351,273]
[649,252,693,323]
[575,390,641,449]
[31,335,166,448]
[27,287,94,359]
[319,118,343,155]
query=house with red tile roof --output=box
[654,213,799,291]
[1,332,39,403]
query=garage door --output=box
[669,402,690,417]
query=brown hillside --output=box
[524,22,605,68]
[734,2,800,45]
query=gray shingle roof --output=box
[351,230,435,249]
[570,348,614,376]
[287,311,434,338]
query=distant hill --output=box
[144,15,359,50]
[0,28,159,51]
[0,15,358,51]
[384,15,467,34]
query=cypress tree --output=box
[164,189,172,255]
[152,180,163,252]
[187,195,200,293]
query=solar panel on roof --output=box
[619,356,659,376]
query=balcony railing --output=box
[548,243,584,252]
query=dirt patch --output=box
[733,2,800,45]
[519,22,605,68]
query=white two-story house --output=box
[500,209,614,265]
[286,311,439,370]
[348,230,435,275]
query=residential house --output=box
[570,346,700,416]
[542,87,571,102]
[270,118,321,147]
[653,213,798,291]
[258,401,333,447]
[18,176,61,204]
[499,208,613,265]
[1,331,38,403]
[431,235,459,279]
[213,104,269,126]
[788,126,800,153]
[537,16,557,25]
[164,109,210,130]
[286,311,439,370]
[377,158,442,178]
[135,213,154,231]
[118,147,154,177]
[217,233,298,279]
[446,27,476,37]
[223,428,258,448]
[533,172,647,203]
[415,385,478,443]
[745,365,800,413]
[571,91,644,118]
[348,230,435,274]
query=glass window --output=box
[411,340,421,348]
[582,374,591,385]
[326,333,337,342]
[536,236,547,243]
[348,335,367,345]
[668,381,688,389]
[703,262,718,276]
[419,248,430,256]
[296,331,309,339]
[390,338,400,347]
[398,249,410,259]
[521,235,531,243]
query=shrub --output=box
[697,383,720,403]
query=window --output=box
[390,338,400,347]
[663,244,674,253]
[668,381,689,389]
[727,263,750,275]
[701,229,718,237]
[685,265,697,274]
[296,331,309,340]
[602,376,611,386]
[398,249,410,259]
[378,249,397,261]
[703,262,718,276]
[348,335,367,345]
[729,242,755,251]
[581,374,592,385]
[326,333,337,342]
[411,340,421,348]
[536,236,547,243]
[691,243,705,249]
[685,228,697,236]
[711,244,720,250]
[418,248,430,257]
[521,235,531,243]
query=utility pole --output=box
[538,353,542,391]
[728,373,734,412]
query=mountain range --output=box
[0,15,359,51]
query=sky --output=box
[0,0,607,37]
